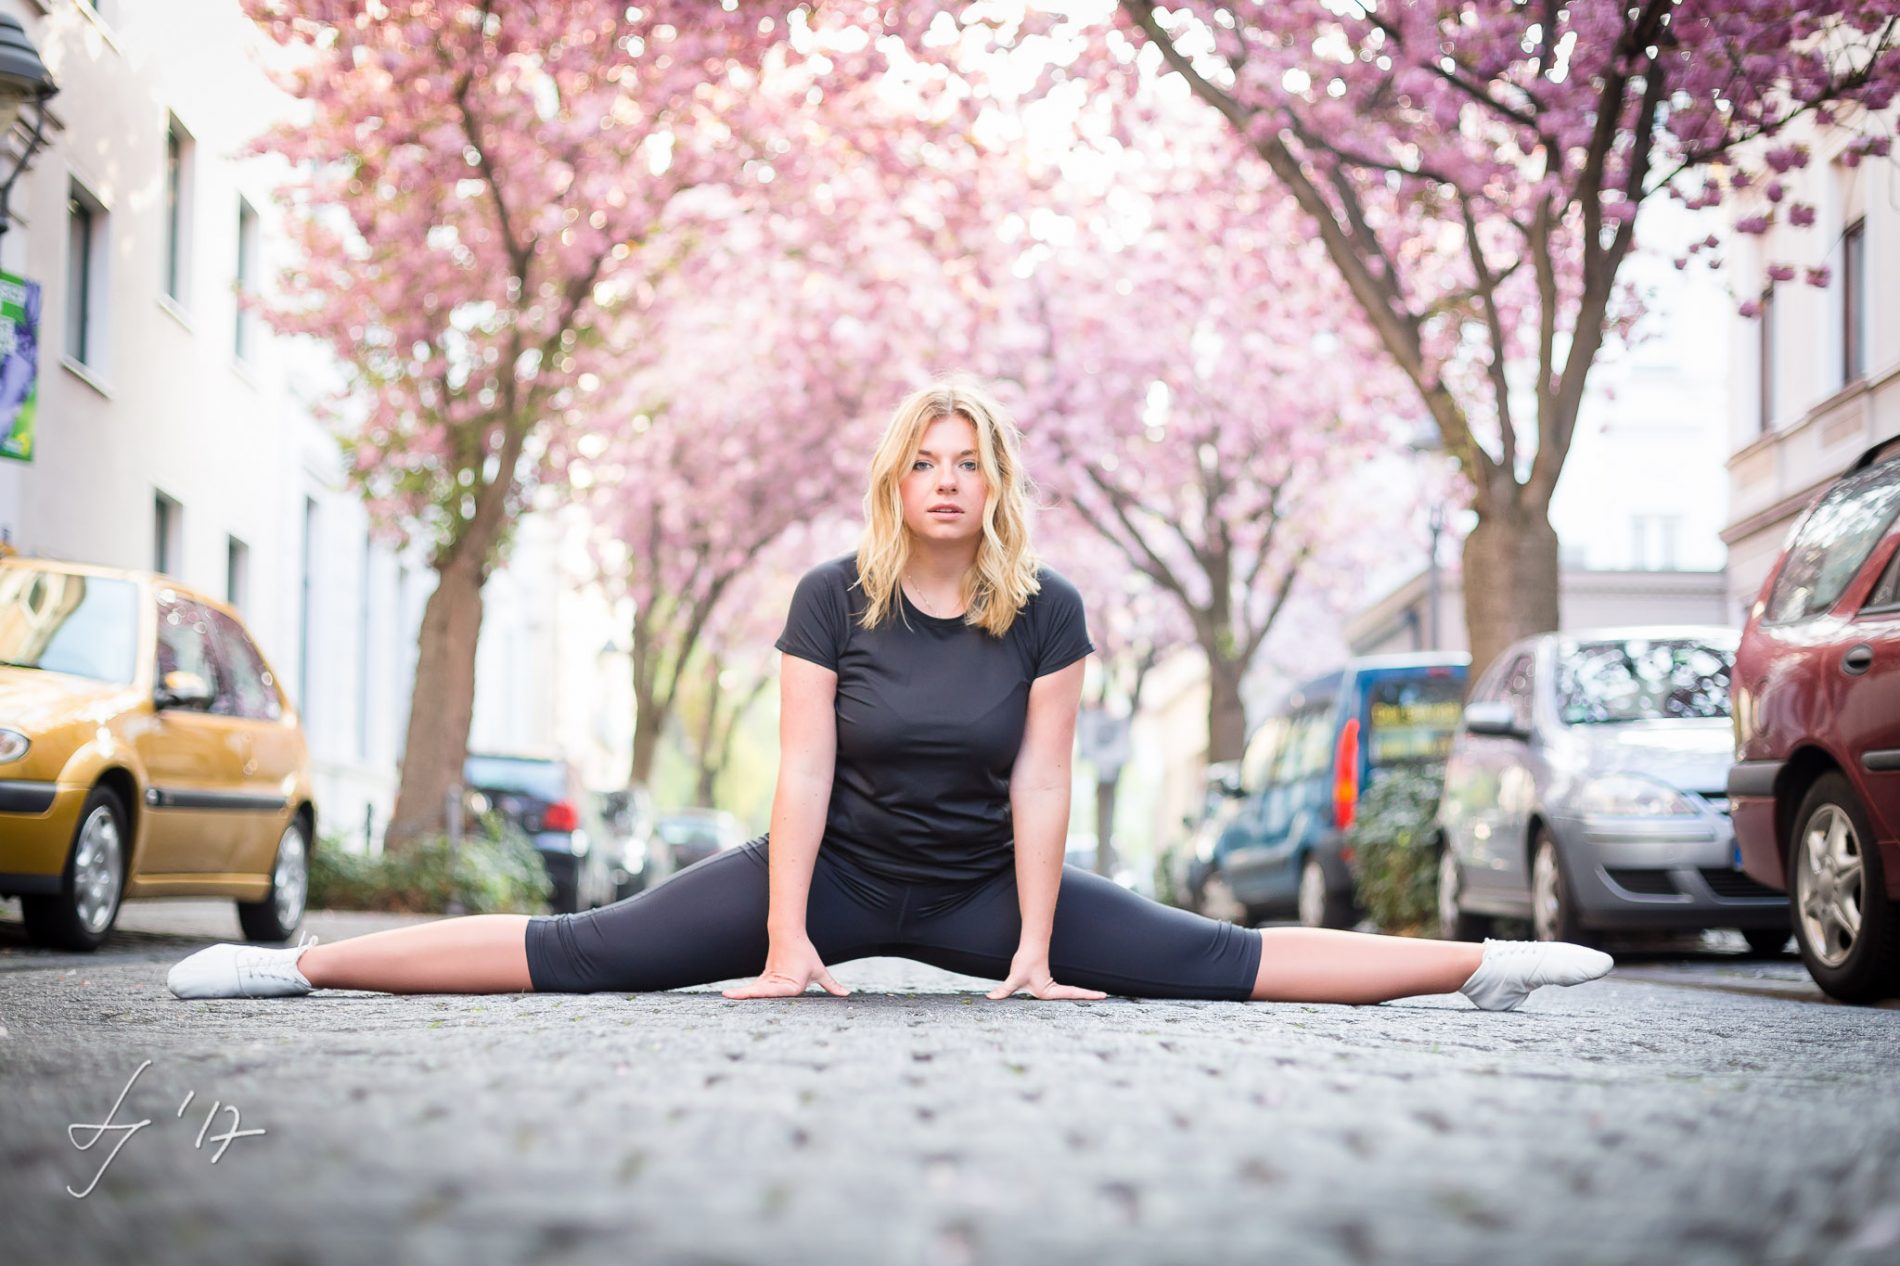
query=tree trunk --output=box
[384,550,488,851]
[693,671,720,806]
[1461,486,1561,685]
[1205,653,1247,764]
[630,680,663,789]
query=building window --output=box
[66,184,109,370]
[154,492,181,576]
[300,496,317,723]
[395,561,414,760]
[1757,283,1775,434]
[1843,217,1866,386]
[235,196,259,362]
[1631,514,1681,571]
[227,535,250,612]
[358,535,374,760]
[164,118,194,305]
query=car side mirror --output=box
[155,669,215,711]
[1463,701,1525,739]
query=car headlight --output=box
[0,729,29,763]
[1575,775,1697,818]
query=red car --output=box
[1729,437,1900,1003]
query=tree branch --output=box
[1116,0,1494,487]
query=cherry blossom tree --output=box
[665,551,822,814]
[242,0,997,846]
[573,24,1016,795]
[1043,1,1900,675]
[581,173,1010,794]
[579,261,928,796]
[1050,547,1199,880]
[977,80,1409,768]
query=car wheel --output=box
[1531,830,1601,948]
[1789,772,1900,1003]
[238,819,310,942]
[1197,871,1250,925]
[1740,928,1792,957]
[22,785,129,951]
[1436,845,1494,942]
[1297,855,1353,930]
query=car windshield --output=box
[0,569,139,684]
[1555,639,1733,725]
[1361,669,1467,766]
[1764,460,1900,622]
[463,755,566,801]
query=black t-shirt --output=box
[773,551,1097,882]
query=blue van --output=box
[1190,654,1469,928]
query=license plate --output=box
[1732,842,1744,869]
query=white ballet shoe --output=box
[168,930,320,999]
[1458,937,1614,1011]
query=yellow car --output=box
[0,556,317,949]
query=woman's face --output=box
[901,413,989,547]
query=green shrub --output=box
[1346,763,1446,937]
[310,812,553,915]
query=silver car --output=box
[1435,626,1791,951]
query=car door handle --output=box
[1843,643,1874,676]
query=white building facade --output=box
[0,0,628,851]
[1722,115,1900,615]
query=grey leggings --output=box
[524,835,1263,1001]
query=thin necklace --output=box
[905,572,963,617]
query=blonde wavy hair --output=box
[853,374,1045,638]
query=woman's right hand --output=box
[721,933,850,999]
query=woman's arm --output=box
[988,657,1105,1001]
[723,653,847,999]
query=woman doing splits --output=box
[168,377,1612,1012]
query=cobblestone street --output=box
[3,899,1898,1266]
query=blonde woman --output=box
[169,376,1610,1011]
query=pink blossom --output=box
[1763,145,1808,174]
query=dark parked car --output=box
[462,753,614,913]
[1729,438,1900,1003]
[652,807,748,873]
[1435,627,1788,950]
[1194,654,1469,928]
[1160,759,1242,909]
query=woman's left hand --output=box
[986,948,1108,1000]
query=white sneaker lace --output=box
[238,932,320,989]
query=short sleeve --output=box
[775,563,847,671]
[1032,569,1095,679]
